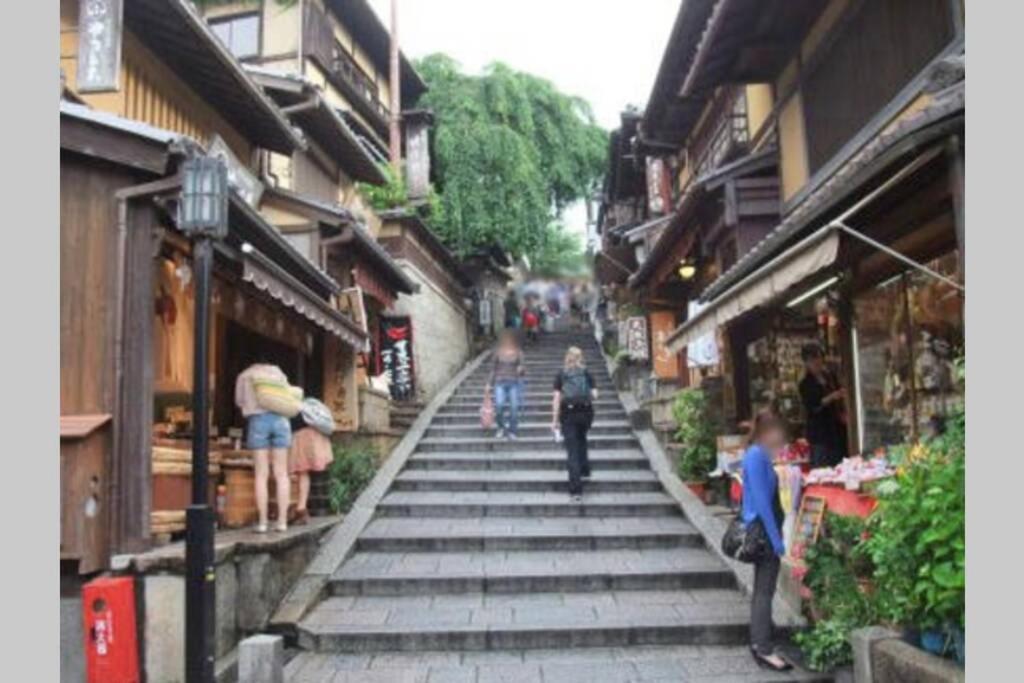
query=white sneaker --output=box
[507,432,518,441]
[495,429,506,440]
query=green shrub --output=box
[671,389,716,482]
[326,441,378,514]
[864,415,965,631]
[795,513,877,671]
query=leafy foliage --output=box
[326,441,377,514]
[795,365,965,670]
[864,411,965,630]
[794,514,876,671]
[415,54,606,268]
[357,166,409,212]
[671,389,716,482]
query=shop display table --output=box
[803,484,878,518]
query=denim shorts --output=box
[246,412,292,449]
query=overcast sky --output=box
[366,0,681,238]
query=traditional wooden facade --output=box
[58,0,383,575]
[621,0,966,451]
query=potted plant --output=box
[671,389,716,501]
[864,402,965,664]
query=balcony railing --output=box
[331,46,389,122]
[691,90,749,180]
[304,2,389,128]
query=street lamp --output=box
[179,155,228,683]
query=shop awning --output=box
[594,244,639,286]
[242,249,367,349]
[665,229,840,354]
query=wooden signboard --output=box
[626,316,650,361]
[646,157,672,215]
[650,310,679,379]
[209,135,264,208]
[405,117,431,199]
[378,316,415,401]
[794,493,827,548]
[77,0,123,92]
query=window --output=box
[853,252,963,451]
[209,13,260,60]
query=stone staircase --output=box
[286,332,826,682]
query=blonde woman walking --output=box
[551,346,598,501]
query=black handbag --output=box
[721,515,773,563]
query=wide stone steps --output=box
[290,331,823,681]
[355,516,703,552]
[404,450,651,471]
[328,548,736,597]
[285,645,829,682]
[391,469,661,493]
[425,421,631,439]
[374,491,681,518]
[299,591,752,653]
[431,409,629,425]
[416,435,638,453]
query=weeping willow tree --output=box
[416,55,606,270]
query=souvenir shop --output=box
[667,121,965,543]
[149,213,368,538]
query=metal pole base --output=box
[185,504,216,683]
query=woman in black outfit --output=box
[551,346,597,502]
[798,343,847,469]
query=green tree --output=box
[416,54,606,269]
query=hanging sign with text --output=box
[378,317,416,401]
[77,0,123,92]
[626,316,650,361]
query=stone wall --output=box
[390,261,471,402]
[120,521,335,683]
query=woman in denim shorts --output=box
[236,363,293,532]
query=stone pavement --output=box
[288,332,826,682]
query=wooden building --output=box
[643,0,966,452]
[58,0,383,574]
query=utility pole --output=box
[388,0,402,174]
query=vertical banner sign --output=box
[479,298,492,328]
[405,117,431,199]
[77,0,123,93]
[650,311,679,379]
[646,157,671,215]
[378,317,415,401]
[626,316,650,361]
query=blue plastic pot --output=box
[920,629,946,655]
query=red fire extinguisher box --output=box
[82,576,140,683]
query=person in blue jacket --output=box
[741,411,793,672]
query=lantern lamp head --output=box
[677,260,697,281]
[178,156,229,239]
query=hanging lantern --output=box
[177,156,229,239]
[677,259,697,281]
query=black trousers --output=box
[750,553,781,655]
[561,410,592,495]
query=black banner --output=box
[378,317,415,401]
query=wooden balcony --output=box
[303,2,390,134]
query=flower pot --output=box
[685,481,707,501]
[920,629,946,655]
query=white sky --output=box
[366,0,681,239]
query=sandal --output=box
[751,649,793,672]
[292,509,310,526]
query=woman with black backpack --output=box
[551,346,597,502]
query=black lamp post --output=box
[178,156,229,683]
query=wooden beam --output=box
[946,134,965,278]
[60,117,171,175]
